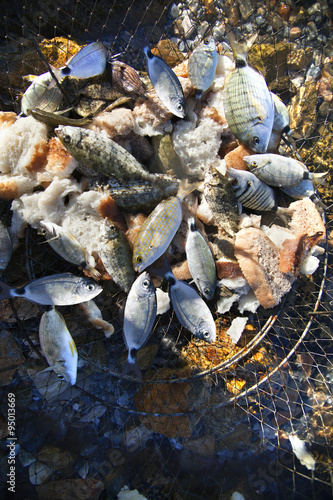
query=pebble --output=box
[170,3,180,19]
[290,27,302,40]
[29,461,53,485]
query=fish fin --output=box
[311,172,328,186]
[148,255,175,283]
[46,68,63,89]
[227,29,258,64]
[0,281,13,301]
[84,265,101,280]
[186,196,199,222]
[121,354,143,381]
[177,179,202,201]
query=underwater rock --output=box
[37,445,78,474]
[289,77,317,138]
[36,478,104,500]
[29,461,53,485]
[0,329,25,386]
[151,39,185,68]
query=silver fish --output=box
[271,92,290,133]
[143,46,185,118]
[227,166,277,212]
[55,126,173,191]
[0,221,12,271]
[280,178,326,208]
[133,181,199,273]
[157,259,216,343]
[188,36,218,100]
[185,217,217,300]
[59,41,107,80]
[98,220,135,293]
[0,273,102,305]
[21,72,63,115]
[203,166,240,237]
[224,32,274,153]
[39,221,100,279]
[243,154,327,188]
[39,307,78,385]
[122,272,157,379]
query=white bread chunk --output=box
[0,174,37,200]
[288,198,326,241]
[234,227,294,309]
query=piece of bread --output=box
[234,227,294,309]
[288,198,326,241]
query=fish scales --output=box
[98,221,135,293]
[39,307,77,385]
[55,126,172,191]
[188,37,217,99]
[227,166,277,211]
[224,32,274,153]
[122,272,157,379]
[203,167,239,237]
[133,182,198,272]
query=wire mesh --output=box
[0,0,332,498]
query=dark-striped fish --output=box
[227,166,277,211]
[203,166,240,237]
[133,181,200,273]
[39,306,78,385]
[122,272,157,380]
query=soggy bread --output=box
[234,227,294,309]
[288,198,326,241]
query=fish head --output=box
[132,245,151,273]
[197,279,216,301]
[55,362,77,385]
[135,271,156,300]
[39,220,57,238]
[201,37,217,56]
[167,95,186,118]
[205,166,225,187]
[243,155,270,171]
[195,318,216,343]
[241,122,272,154]
[55,125,82,149]
[101,219,120,241]
[76,278,103,302]
[227,167,248,191]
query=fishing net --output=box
[0,0,332,498]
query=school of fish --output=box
[0,31,327,382]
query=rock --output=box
[289,77,317,138]
[29,461,53,485]
[0,329,25,386]
[287,47,314,71]
[36,478,104,500]
[290,27,302,40]
[278,4,291,21]
[37,445,77,474]
[19,448,36,467]
[183,434,215,456]
[248,43,290,85]
[151,39,185,68]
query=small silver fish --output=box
[188,36,218,100]
[155,258,216,343]
[39,307,78,385]
[39,221,100,279]
[0,273,102,305]
[21,72,63,115]
[59,41,107,80]
[133,181,200,273]
[98,220,135,293]
[227,166,277,212]
[243,154,327,188]
[224,32,274,153]
[203,166,240,237]
[143,45,185,118]
[122,272,157,379]
[280,178,326,208]
[185,216,217,300]
[0,221,12,271]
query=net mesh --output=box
[0,0,332,498]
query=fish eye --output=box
[252,137,260,146]
[202,331,211,340]
[136,255,143,264]
[142,279,150,288]
[86,283,96,291]
[204,287,211,295]
[57,374,66,381]
[62,134,71,143]
[176,103,183,111]
[251,161,258,167]
[213,172,219,179]
[61,66,71,76]
[230,178,238,186]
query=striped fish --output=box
[133,181,200,273]
[227,166,277,211]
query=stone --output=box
[287,47,314,71]
[183,434,216,456]
[288,77,317,138]
[290,27,302,40]
[29,461,53,485]
[37,445,77,474]
[36,478,104,500]
[0,329,25,386]
[151,39,185,68]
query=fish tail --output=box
[46,68,62,90]
[121,357,143,381]
[0,280,13,301]
[177,179,201,201]
[85,265,101,280]
[311,172,328,186]
[227,29,258,64]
